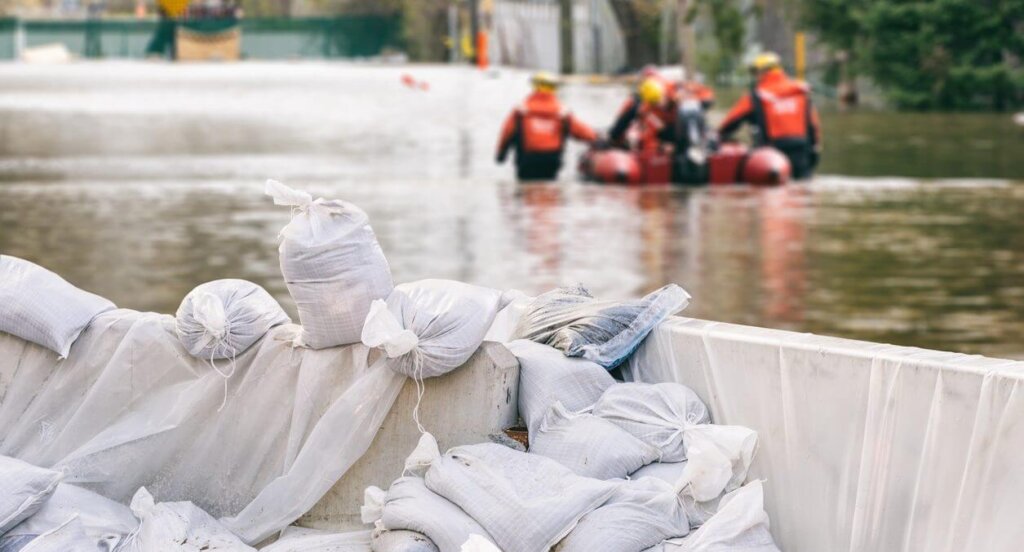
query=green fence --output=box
[0,16,402,60]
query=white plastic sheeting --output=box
[0,309,406,545]
[628,317,1024,552]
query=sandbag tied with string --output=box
[175,279,290,410]
[266,179,394,349]
[512,283,691,370]
[175,279,290,361]
[361,280,507,380]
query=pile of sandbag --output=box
[0,456,257,552]
[362,424,778,552]
[356,330,776,552]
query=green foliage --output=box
[697,0,745,77]
[798,0,1024,110]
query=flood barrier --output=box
[628,317,1024,552]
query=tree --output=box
[797,0,1024,110]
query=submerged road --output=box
[0,62,1021,357]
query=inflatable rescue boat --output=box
[579,142,792,186]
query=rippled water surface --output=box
[1,62,1022,358]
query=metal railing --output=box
[0,16,402,60]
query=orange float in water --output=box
[741,147,791,186]
[580,149,641,184]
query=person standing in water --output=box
[718,52,822,179]
[496,72,598,181]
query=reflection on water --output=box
[0,63,1022,358]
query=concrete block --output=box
[299,341,520,530]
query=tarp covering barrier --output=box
[0,16,401,60]
[0,309,406,545]
[628,317,1024,552]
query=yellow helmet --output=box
[638,77,665,105]
[750,52,782,73]
[531,71,560,92]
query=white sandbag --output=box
[424,443,617,552]
[0,456,63,535]
[505,340,615,437]
[267,179,393,349]
[459,535,499,552]
[556,477,689,552]
[258,527,371,551]
[649,481,780,552]
[482,290,530,343]
[0,255,115,358]
[17,516,106,552]
[629,463,720,529]
[678,425,757,502]
[361,280,504,379]
[118,488,254,552]
[592,383,711,462]
[512,284,689,369]
[529,402,659,480]
[175,279,290,361]
[378,477,494,552]
[4,483,136,546]
[0,536,35,552]
[372,529,438,552]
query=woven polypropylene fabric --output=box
[0,456,62,535]
[372,280,504,379]
[380,477,493,552]
[424,443,617,552]
[530,402,660,480]
[371,529,439,552]
[506,340,615,438]
[592,383,711,462]
[175,279,290,360]
[556,477,689,552]
[0,256,115,358]
[276,198,393,349]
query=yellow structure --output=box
[176,26,241,61]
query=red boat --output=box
[579,142,791,186]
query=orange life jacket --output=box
[635,101,677,152]
[753,70,811,141]
[514,92,571,154]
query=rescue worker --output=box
[608,72,678,151]
[679,76,715,111]
[496,71,598,181]
[718,52,822,179]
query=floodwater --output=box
[0,62,1022,358]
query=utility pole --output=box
[469,0,480,64]
[560,0,574,74]
[676,0,695,78]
